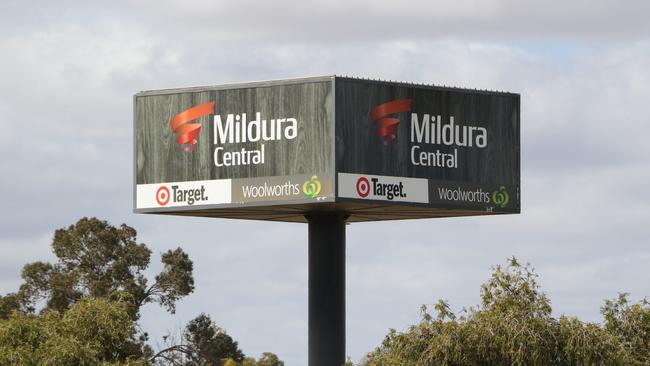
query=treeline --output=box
[355,258,650,366]
[0,217,283,366]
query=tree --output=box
[2,217,194,321]
[0,291,31,319]
[183,313,245,365]
[0,217,284,365]
[0,217,195,363]
[0,298,148,365]
[360,257,650,366]
[240,353,284,366]
[152,313,286,366]
[255,352,285,366]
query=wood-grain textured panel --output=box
[135,81,333,184]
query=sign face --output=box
[134,76,519,222]
[134,77,335,221]
[334,77,520,221]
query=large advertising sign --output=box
[134,76,519,222]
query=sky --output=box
[1,0,650,364]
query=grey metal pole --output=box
[306,213,347,366]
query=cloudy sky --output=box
[1,0,650,364]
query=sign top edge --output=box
[334,75,519,96]
[135,75,519,98]
[134,75,336,97]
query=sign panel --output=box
[334,77,520,218]
[134,77,335,220]
[134,76,520,222]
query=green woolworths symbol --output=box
[303,176,322,198]
[492,186,509,208]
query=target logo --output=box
[156,186,171,206]
[356,177,371,198]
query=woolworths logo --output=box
[492,186,509,208]
[303,176,321,198]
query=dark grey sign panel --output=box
[334,77,520,215]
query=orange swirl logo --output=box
[170,102,216,152]
[370,99,412,144]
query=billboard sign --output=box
[134,76,519,222]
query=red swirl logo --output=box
[170,102,216,152]
[370,99,412,144]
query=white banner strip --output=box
[338,173,428,203]
[136,179,231,209]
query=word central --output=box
[410,114,488,169]
[212,112,298,167]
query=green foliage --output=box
[360,257,650,366]
[0,217,198,365]
[238,353,284,366]
[0,217,281,365]
[151,313,285,365]
[154,248,196,314]
[153,312,286,366]
[601,293,650,363]
[0,291,31,318]
[4,217,194,321]
[0,298,149,365]
[254,352,285,366]
[183,313,245,365]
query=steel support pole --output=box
[306,214,347,366]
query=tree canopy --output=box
[0,298,147,365]
[0,217,284,366]
[359,257,650,366]
[152,313,284,366]
[2,217,194,321]
[184,313,246,363]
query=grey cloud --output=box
[117,0,650,43]
[3,1,650,45]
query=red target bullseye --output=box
[356,177,370,198]
[156,186,170,206]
